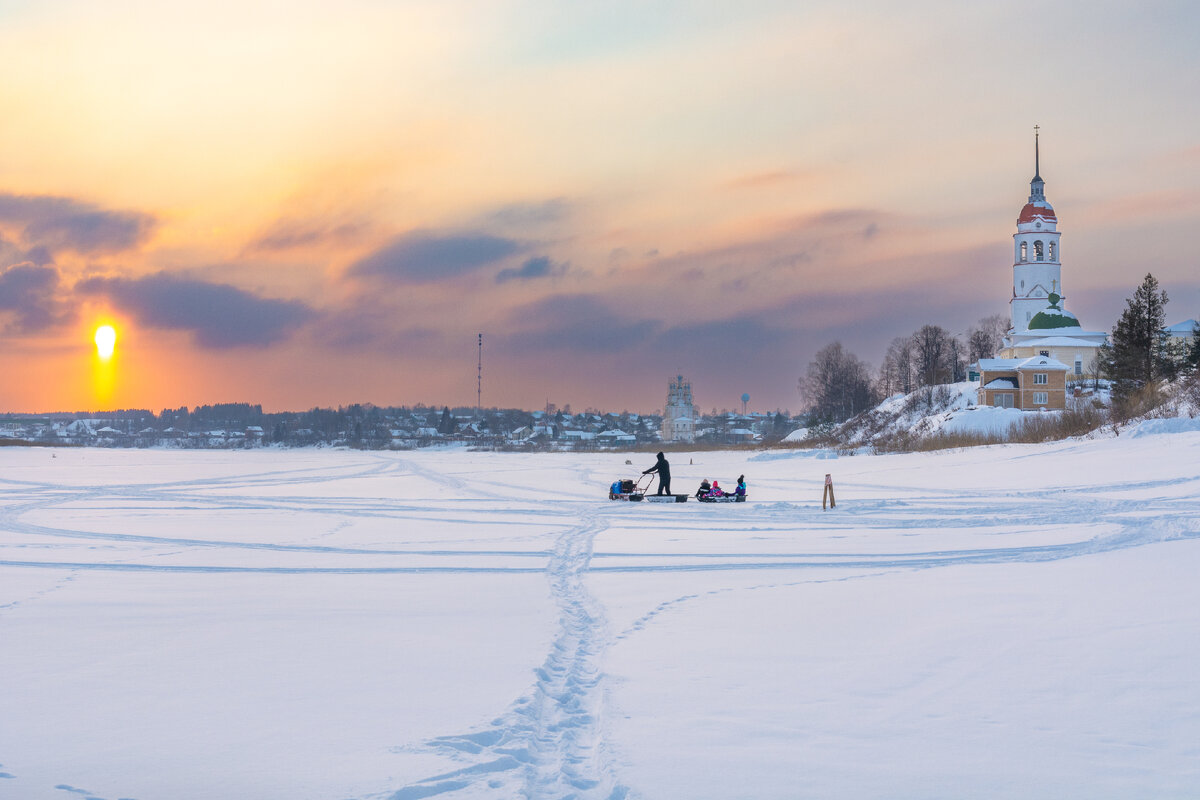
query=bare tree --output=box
[877,353,900,399]
[967,313,1009,363]
[800,342,879,423]
[879,336,916,397]
[912,324,957,386]
[1087,352,1104,390]
[948,336,967,382]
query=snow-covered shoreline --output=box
[2,435,1199,799]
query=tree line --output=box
[800,314,1008,424]
[800,273,1200,425]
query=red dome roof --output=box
[1018,202,1057,224]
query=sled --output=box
[697,494,746,503]
[641,493,689,503]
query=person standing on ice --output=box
[643,452,672,495]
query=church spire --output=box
[1029,125,1046,203]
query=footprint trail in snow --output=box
[381,507,629,800]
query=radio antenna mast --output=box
[476,333,483,418]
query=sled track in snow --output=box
[3,491,1199,576]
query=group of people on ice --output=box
[641,452,746,499]
[693,475,746,500]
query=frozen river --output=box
[2,431,1199,799]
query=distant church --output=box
[998,130,1107,377]
[662,375,697,442]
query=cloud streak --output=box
[349,231,523,283]
[77,272,315,348]
[0,193,156,254]
[495,255,566,283]
[0,263,71,334]
[507,293,659,353]
[486,197,573,229]
[245,218,371,253]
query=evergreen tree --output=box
[1189,323,1200,371]
[772,411,788,438]
[438,406,455,434]
[1100,273,1171,400]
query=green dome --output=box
[1028,293,1082,330]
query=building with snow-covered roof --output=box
[1165,318,1199,365]
[977,355,1068,410]
[597,429,637,445]
[1000,291,1107,379]
[727,428,757,443]
[1166,319,1198,339]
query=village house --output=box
[977,355,1068,410]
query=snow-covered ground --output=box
[2,431,1199,799]
[789,381,1126,449]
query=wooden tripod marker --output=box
[823,473,835,510]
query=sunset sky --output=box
[2,0,1198,414]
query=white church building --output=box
[977,131,1196,408]
[998,131,1107,379]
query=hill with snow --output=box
[789,378,1200,452]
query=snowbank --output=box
[1128,415,1200,437]
[937,404,1038,436]
[749,447,838,462]
[782,426,809,442]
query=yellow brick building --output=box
[977,355,1068,410]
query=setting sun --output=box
[94,325,117,360]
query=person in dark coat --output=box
[643,452,671,495]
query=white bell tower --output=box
[1011,127,1063,332]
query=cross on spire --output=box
[1033,125,1041,180]
[1029,125,1045,201]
